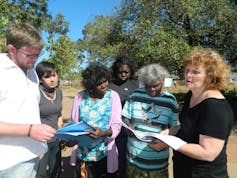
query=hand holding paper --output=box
[56,121,105,148]
[144,132,187,150]
[122,122,187,150]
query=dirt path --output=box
[227,133,237,178]
[60,95,237,178]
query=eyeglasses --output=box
[17,48,44,59]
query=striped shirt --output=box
[122,88,179,170]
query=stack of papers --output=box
[56,121,105,148]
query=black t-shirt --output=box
[110,79,138,107]
[173,91,234,178]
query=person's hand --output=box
[148,129,169,150]
[126,125,135,137]
[127,131,135,137]
[39,154,44,160]
[160,129,169,135]
[149,139,168,151]
[61,140,78,148]
[57,117,64,128]
[29,124,56,142]
[87,126,104,139]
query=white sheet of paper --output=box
[122,122,187,150]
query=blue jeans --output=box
[0,157,39,178]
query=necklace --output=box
[39,87,56,103]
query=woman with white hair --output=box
[122,64,179,178]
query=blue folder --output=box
[56,121,105,148]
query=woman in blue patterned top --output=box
[69,62,122,178]
[122,64,179,178]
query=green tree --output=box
[156,0,237,63]
[81,15,121,64]
[0,0,69,50]
[47,35,80,81]
[0,0,50,29]
[81,0,237,78]
[0,0,79,76]
[0,16,8,52]
[0,0,70,41]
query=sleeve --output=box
[122,95,132,120]
[199,99,234,139]
[168,96,179,127]
[70,91,83,123]
[69,91,83,166]
[169,108,179,127]
[109,90,122,139]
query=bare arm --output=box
[0,122,30,137]
[151,126,224,161]
[178,134,224,162]
[0,121,56,142]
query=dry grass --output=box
[60,85,81,96]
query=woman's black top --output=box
[173,91,234,178]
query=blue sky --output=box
[47,0,121,40]
[39,0,121,62]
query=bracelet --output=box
[28,124,33,137]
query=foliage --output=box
[2,0,237,81]
[0,0,70,41]
[0,15,8,52]
[81,0,237,78]
[81,15,120,64]
[47,35,80,80]
[0,0,82,79]
[0,0,69,34]
[0,0,49,28]
[156,0,237,63]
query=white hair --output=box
[138,63,170,86]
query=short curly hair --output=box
[81,62,110,92]
[184,47,230,90]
